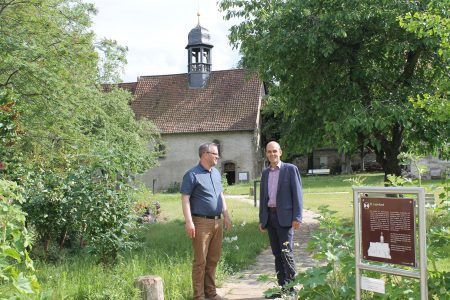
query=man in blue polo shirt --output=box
[181,142,232,300]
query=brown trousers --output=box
[191,216,223,300]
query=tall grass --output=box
[35,192,267,299]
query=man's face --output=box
[266,142,282,166]
[206,146,220,166]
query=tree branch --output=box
[0,69,19,87]
[400,48,422,85]
[0,0,30,16]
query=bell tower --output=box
[186,13,213,88]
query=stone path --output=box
[216,196,322,300]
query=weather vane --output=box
[197,0,201,25]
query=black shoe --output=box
[281,287,298,298]
[264,292,281,299]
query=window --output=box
[213,139,221,156]
[154,143,166,159]
[192,48,200,63]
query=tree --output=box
[0,0,160,258]
[399,0,450,130]
[219,0,449,179]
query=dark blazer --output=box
[259,162,303,228]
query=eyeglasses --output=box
[207,152,220,158]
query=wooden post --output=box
[136,275,164,300]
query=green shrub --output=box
[22,162,137,263]
[221,173,229,193]
[0,179,40,297]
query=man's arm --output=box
[291,165,303,229]
[221,192,232,230]
[181,193,195,238]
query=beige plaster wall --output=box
[137,131,263,192]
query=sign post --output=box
[353,186,427,300]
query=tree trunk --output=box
[44,237,50,253]
[374,123,404,183]
[136,275,164,300]
[59,228,68,249]
[359,145,365,172]
[382,154,402,182]
[341,153,353,174]
[307,152,314,170]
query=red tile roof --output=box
[128,69,263,134]
[101,82,137,94]
[118,82,138,94]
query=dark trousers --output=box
[267,210,297,287]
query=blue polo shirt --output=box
[180,164,223,216]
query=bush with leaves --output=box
[0,180,40,297]
[22,159,143,263]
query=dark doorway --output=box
[308,152,314,170]
[223,162,236,185]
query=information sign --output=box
[361,276,385,294]
[238,171,249,182]
[361,197,416,267]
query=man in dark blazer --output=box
[259,141,303,296]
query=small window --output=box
[154,143,166,159]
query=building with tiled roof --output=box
[131,70,262,134]
[119,20,265,191]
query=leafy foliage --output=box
[219,0,449,179]
[0,180,40,298]
[398,0,450,155]
[0,0,160,261]
[0,88,22,180]
[293,205,356,299]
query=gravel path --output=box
[216,196,322,300]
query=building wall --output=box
[409,155,449,179]
[137,131,263,192]
[292,149,380,174]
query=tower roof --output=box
[186,24,213,48]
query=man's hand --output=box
[223,215,232,230]
[259,223,267,232]
[292,220,301,230]
[185,221,195,238]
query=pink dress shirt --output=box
[267,161,281,208]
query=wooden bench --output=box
[307,168,331,175]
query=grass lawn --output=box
[227,172,446,219]
[227,172,386,219]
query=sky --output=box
[88,0,242,82]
